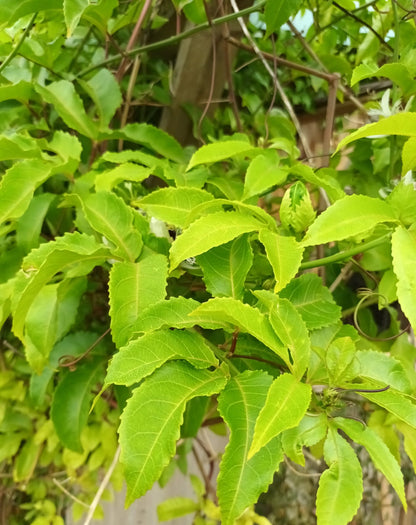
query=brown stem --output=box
[322,75,339,166]
[226,35,335,82]
[118,55,141,151]
[197,0,217,144]
[287,20,366,113]
[115,0,153,82]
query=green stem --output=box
[0,12,37,75]
[299,234,390,270]
[77,0,266,77]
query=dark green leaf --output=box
[51,355,105,452]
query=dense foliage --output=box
[1,1,416,524]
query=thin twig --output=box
[53,478,90,509]
[116,0,153,82]
[77,0,267,77]
[287,20,366,113]
[329,260,353,293]
[226,36,335,82]
[333,1,394,53]
[284,457,321,478]
[0,13,37,75]
[322,75,340,165]
[228,0,313,159]
[83,446,121,525]
[118,55,141,151]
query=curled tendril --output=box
[58,328,111,371]
[353,289,409,342]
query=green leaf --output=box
[102,149,168,170]
[95,163,152,192]
[157,498,199,521]
[169,211,263,271]
[302,195,397,246]
[12,233,111,340]
[352,63,416,96]
[35,81,98,139]
[181,396,210,438]
[264,0,302,35]
[396,421,416,473]
[79,69,122,128]
[316,426,362,525]
[387,182,416,226]
[48,131,83,176]
[64,0,89,36]
[350,63,379,86]
[132,297,226,334]
[335,417,406,509]
[82,0,118,33]
[292,163,345,203]
[105,329,218,386]
[0,81,32,103]
[137,187,214,228]
[258,230,304,293]
[267,296,311,379]
[197,235,253,299]
[0,134,41,161]
[187,141,256,171]
[16,193,55,253]
[248,373,311,459]
[392,226,416,331]
[378,269,398,306]
[30,331,100,407]
[109,255,168,348]
[336,113,416,153]
[108,123,185,163]
[82,192,143,261]
[242,153,287,201]
[0,0,62,27]
[51,355,104,452]
[132,297,199,333]
[335,0,355,10]
[361,388,416,429]
[190,297,289,364]
[0,280,13,330]
[357,350,411,393]
[119,361,227,504]
[24,284,58,373]
[217,371,284,525]
[13,437,39,483]
[280,274,341,330]
[326,336,358,385]
[402,137,416,175]
[0,159,54,226]
[282,413,328,466]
